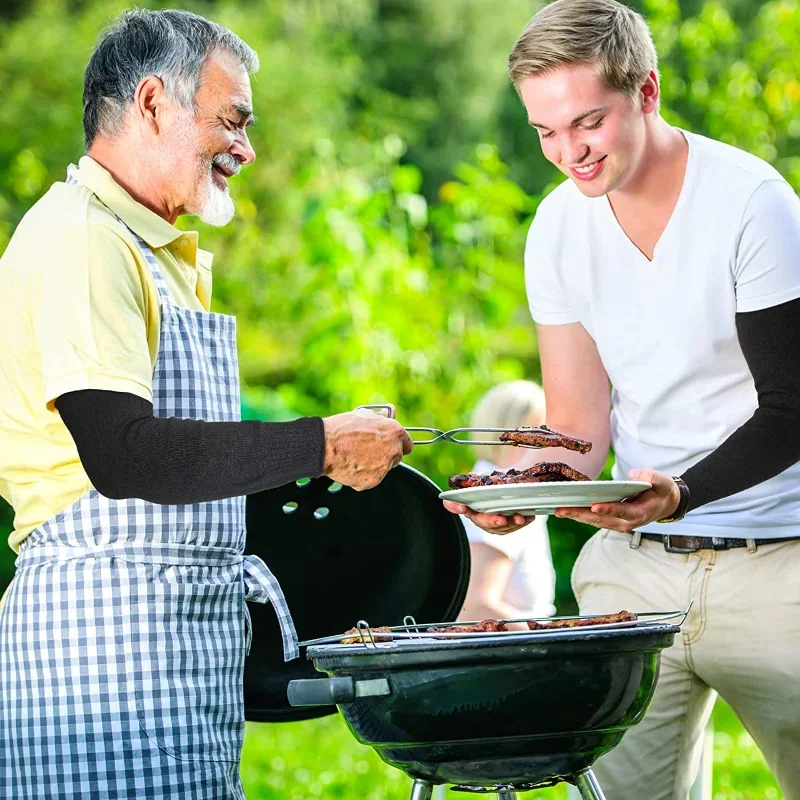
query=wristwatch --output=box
[656,476,691,523]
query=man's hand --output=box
[553,468,681,532]
[322,409,413,491]
[442,500,534,534]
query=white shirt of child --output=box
[462,460,557,617]
[525,130,800,538]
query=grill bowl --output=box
[301,624,678,787]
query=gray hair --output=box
[83,8,259,148]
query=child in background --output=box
[458,380,557,623]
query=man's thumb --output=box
[629,468,653,482]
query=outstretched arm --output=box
[444,322,611,532]
[57,390,412,503]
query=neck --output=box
[611,116,687,205]
[87,136,183,224]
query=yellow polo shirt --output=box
[0,156,214,551]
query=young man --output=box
[0,9,411,798]
[445,1,800,797]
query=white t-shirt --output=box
[462,460,557,617]
[525,130,800,539]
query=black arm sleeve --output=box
[681,296,800,512]
[55,389,325,504]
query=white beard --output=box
[164,109,237,227]
[193,170,235,227]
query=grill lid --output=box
[242,463,469,722]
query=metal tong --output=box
[355,404,549,448]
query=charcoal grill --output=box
[242,465,682,798]
[289,612,685,799]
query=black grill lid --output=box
[243,463,469,722]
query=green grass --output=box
[241,700,781,800]
[710,702,782,800]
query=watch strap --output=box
[656,476,691,524]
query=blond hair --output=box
[471,381,547,465]
[508,0,658,99]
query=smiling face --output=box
[518,63,658,198]
[161,49,256,225]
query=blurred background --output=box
[0,0,798,796]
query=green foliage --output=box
[1,0,799,612]
[644,0,800,184]
[353,0,536,196]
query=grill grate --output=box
[298,604,692,648]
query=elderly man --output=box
[0,9,410,798]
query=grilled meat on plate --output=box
[449,461,591,490]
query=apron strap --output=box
[16,541,243,569]
[242,553,300,662]
[16,541,300,662]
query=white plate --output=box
[439,480,651,516]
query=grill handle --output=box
[287,677,391,707]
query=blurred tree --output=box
[353,0,536,197]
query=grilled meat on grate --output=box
[448,461,591,489]
[341,626,393,644]
[428,619,508,634]
[527,610,637,630]
[499,425,592,454]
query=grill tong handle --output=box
[287,676,391,707]
[355,404,448,445]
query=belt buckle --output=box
[662,534,700,554]
[711,537,729,550]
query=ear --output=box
[132,75,167,135]
[640,70,660,114]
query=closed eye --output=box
[583,119,604,130]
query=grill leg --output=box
[496,791,518,800]
[573,769,607,800]
[409,779,434,800]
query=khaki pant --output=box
[571,529,800,800]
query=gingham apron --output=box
[0,170,298,799]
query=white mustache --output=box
[211,153,241,176]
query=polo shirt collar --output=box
[70,156,191,250]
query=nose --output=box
[560,135,589,167]
[231,129,256,166]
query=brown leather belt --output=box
[639,532,800,553]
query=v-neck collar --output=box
[602,128,693,264]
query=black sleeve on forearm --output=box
[681,296,800,512]
[55,389,326,505]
